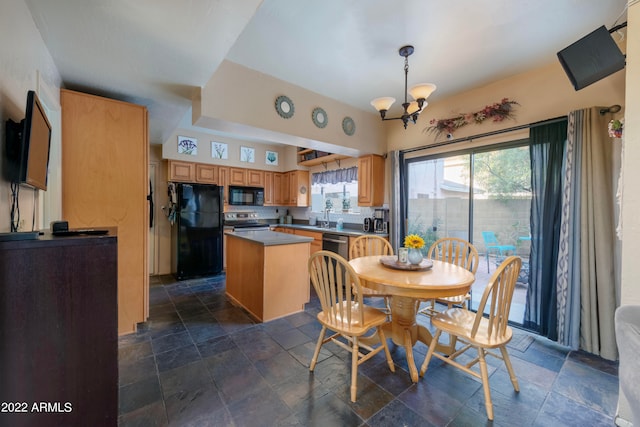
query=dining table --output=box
[348,255,475,382]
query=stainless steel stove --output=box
[223,211,271,231]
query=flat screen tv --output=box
[5,90,52,190]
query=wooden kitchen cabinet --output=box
[288,170,310,207]
[358,154,385,206]
[273,172,285,205]
[219,166,229,205]
[168,159,195,182]
[247,169,265,187]
[195,163,218,184]
[61,89,148,335]
[274,226,295,234]
[229,167,247,185]
[294,229,322,254]
[264,171,274,205]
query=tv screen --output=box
[5,90,52,190]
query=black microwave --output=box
[228,185,264,206]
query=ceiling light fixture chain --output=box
[370,45,436,129]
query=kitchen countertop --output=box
[225,230,313,246]
[273,223,389,238]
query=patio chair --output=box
[482,231,516,272]
[420,256,522,420]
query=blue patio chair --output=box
[482,231,516,271]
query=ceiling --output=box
[25,0,628,145]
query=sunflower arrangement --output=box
[404,234,425,249]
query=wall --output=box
[193,60,386,157]
[385,57,626,152]
[162,125,297,173]
[0,0,62,233]
[621,1,640,305]
[149,145,172,275]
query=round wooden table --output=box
[349,255,475,382]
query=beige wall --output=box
[0,0,62,233]
[162,126,302,173]
[386,58,626,152]
[193,60,386,157]
[621,1,640,305]
[149,145,172,275]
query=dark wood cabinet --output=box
[0,231,118,426]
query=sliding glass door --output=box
[406,142,531,325]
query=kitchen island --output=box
[225,230,313,322]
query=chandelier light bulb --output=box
[407,101,422,115]
[409,83,437,102]
[370,97,396,112]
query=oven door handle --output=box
[322,238,348,244]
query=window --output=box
[310,166,359,214]
[406,142,531,324]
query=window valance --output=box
[312,166,358,185]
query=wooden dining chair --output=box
[349,235,393,313]
[308,250,395,402]
[419,256,522,421]
[418,237,479,317]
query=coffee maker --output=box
[373,209,388,234]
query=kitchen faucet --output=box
[323,208,330,228]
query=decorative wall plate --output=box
[342,116,355,136]
[275,95,294,119]
[312,107,328,128]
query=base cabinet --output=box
[0,233,118,427]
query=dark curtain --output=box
[523,120,567,339]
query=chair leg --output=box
[350,336,359,402]
[420,329,442,376]
[377,326,395,373]
[309,326,327,371]
[499,345,520,392]
[477,348,494,421]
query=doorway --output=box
[405,142,532,325]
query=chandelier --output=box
[370,45,436,129]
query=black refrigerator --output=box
[171,183,224,280]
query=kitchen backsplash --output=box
[224,205,378,225]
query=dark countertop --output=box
[226,230,313,246]
[273,223,389,238]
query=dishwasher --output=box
[322,233,349,259]
[322,232,350,287]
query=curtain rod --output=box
[401,115,568,154]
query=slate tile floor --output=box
[118,274,619,426]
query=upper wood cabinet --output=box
[247,169,265,187]
[358,154,385,206]
[60,89,148,335]
[229,167,246,185]
[288,170,310,207]
[273,172,284,206]
[168,160,195,182]
[264,172,274,205]
[195,163,217,184]
[219,166,229,205]
[165,159,305,207]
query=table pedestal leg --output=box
[360,296,458,383]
